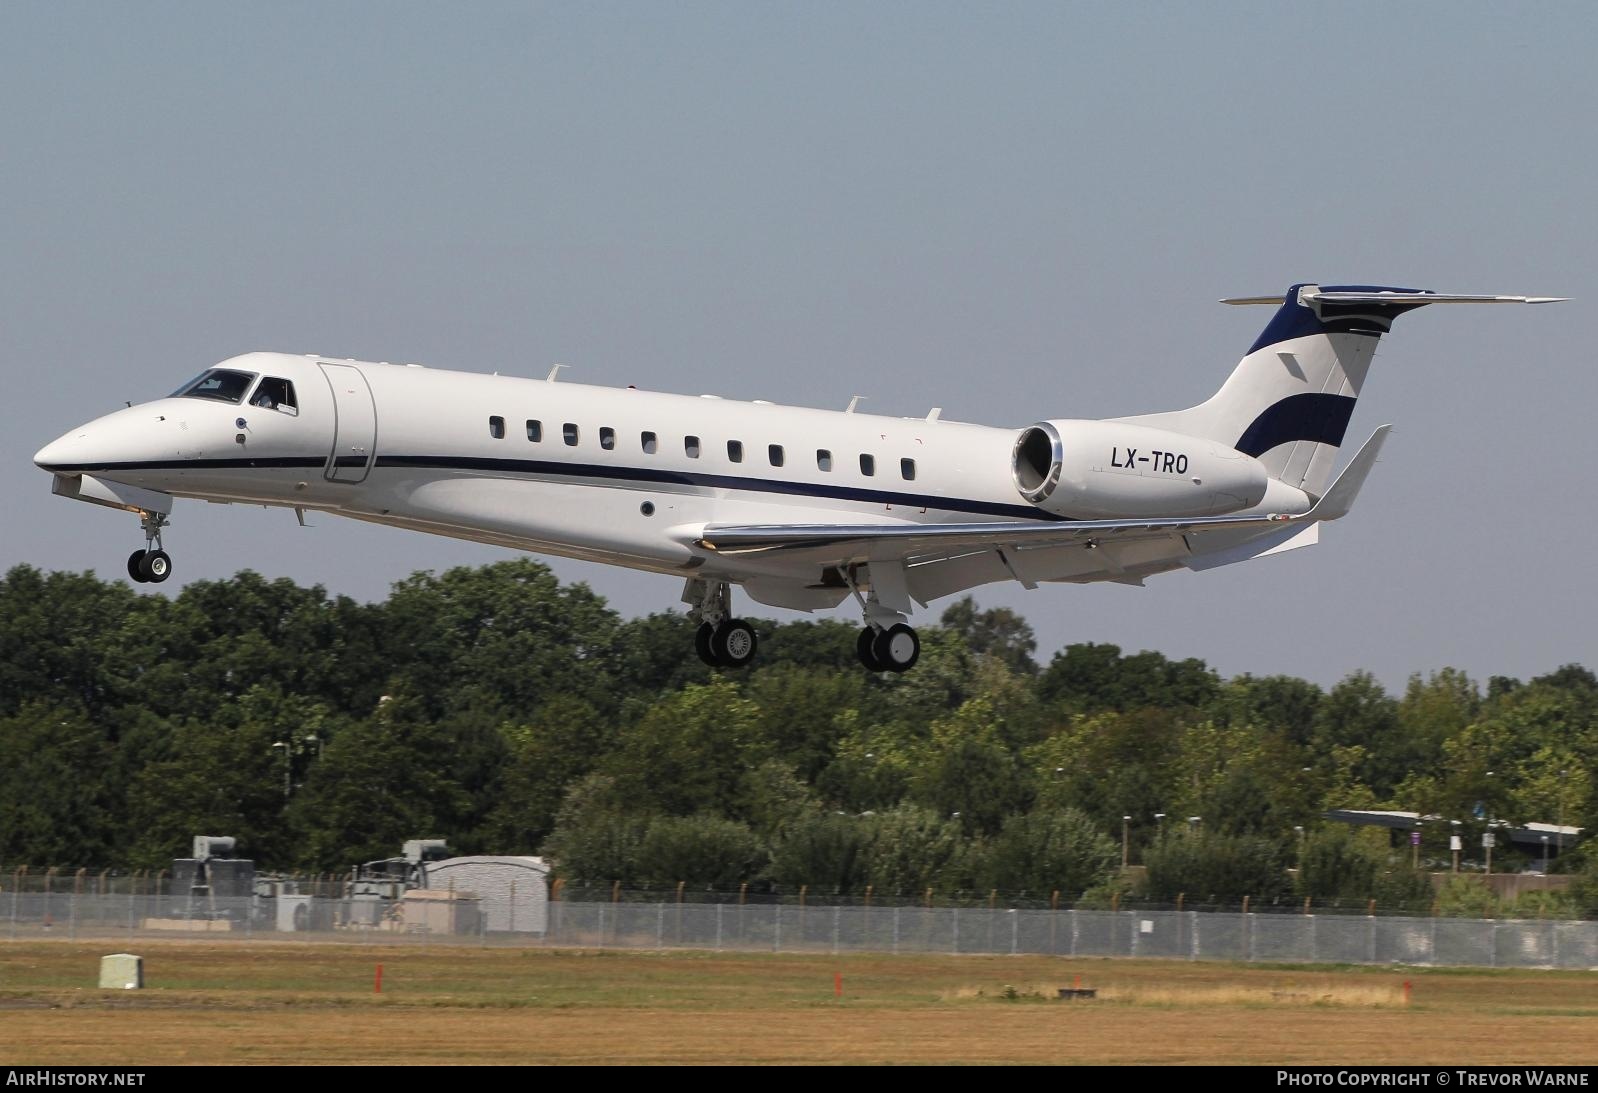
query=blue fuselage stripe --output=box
[41,455,1063,523]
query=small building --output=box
[423,856,550,934]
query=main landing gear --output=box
[684,577,758,669]
[855,622,920,673]
[126,511,173,585]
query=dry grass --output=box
[1,940,1596,1065]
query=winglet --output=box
[1306,425,1390,521]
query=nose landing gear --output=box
[126,512,173,585]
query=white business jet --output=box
[34,284,1559,672]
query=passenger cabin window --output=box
[900,457,916,481]
[600,427,616,451]
[816,449,832,472]
[489,416,506,439]
[768,444,784,467]
[250,377,298,415]
[859,454,876,476]
[727,440,743,463]
[563,423,579,446]
[526,419,542,442]
[172,368,256,404]
[641,431,658,454]
[685,435,701,458]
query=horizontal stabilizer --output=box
[1224,290,1567,306]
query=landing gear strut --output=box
[683,577,758,669]
[126,512,172,584]
[838,564,920,673]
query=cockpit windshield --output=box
[171,368,257,404]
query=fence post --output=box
[892,905,900,955]
[832,904,839,955]
[1050,890,1059,955]
[1242,895,1251,962]
[72,868,87,940]
[715,902,723,951]
[43,866,57,932]
[8,866,21,940]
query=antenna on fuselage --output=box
[845,395,866,413]
[546,364,568,382]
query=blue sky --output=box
[5,2,1594,689]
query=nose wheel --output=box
[126,512,173,584]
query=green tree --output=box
[382,559,622,718]
[483,696,613,852]
[857,805,968,896]
[1039,643,1219,712]
[1142,830,1290,905]
[635,815,770,889]
[939,596,1038,675]
[976,809,1118,897]
[539,774,649,887]
[600,682,766,818]
[0,703,115,866]
[284,695,469,869]
[768,810,871,894]
[907,697,1029,836]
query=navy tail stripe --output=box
[1235,393,1357,458]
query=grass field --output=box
[1,940,1595,1065]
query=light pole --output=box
[1557,768,1568,863]
[1121,816,1132,869]
[271,741,291,800]
[1451,820,1461,874]
[1294,825,1305,869]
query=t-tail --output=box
[1116,284,1564,499]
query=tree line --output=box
[1,560,1595,913]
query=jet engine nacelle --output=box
[1012,419,1269,519]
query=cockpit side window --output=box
[172,369,257,404]
[250,377,298,415]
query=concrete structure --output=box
[99,953,142,989]
[424,856,550,934]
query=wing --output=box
[693,426,1389,568]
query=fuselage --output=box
[39,352,1163,596]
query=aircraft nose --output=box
[33,430,87,471]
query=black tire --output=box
[694,622,719,667]
[872,623,920,673]
[856,626,886,672]
[711,619,758,668]
[139,549,172,583]
[127,550,149,584]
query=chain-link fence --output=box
[4,888,1596,969]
